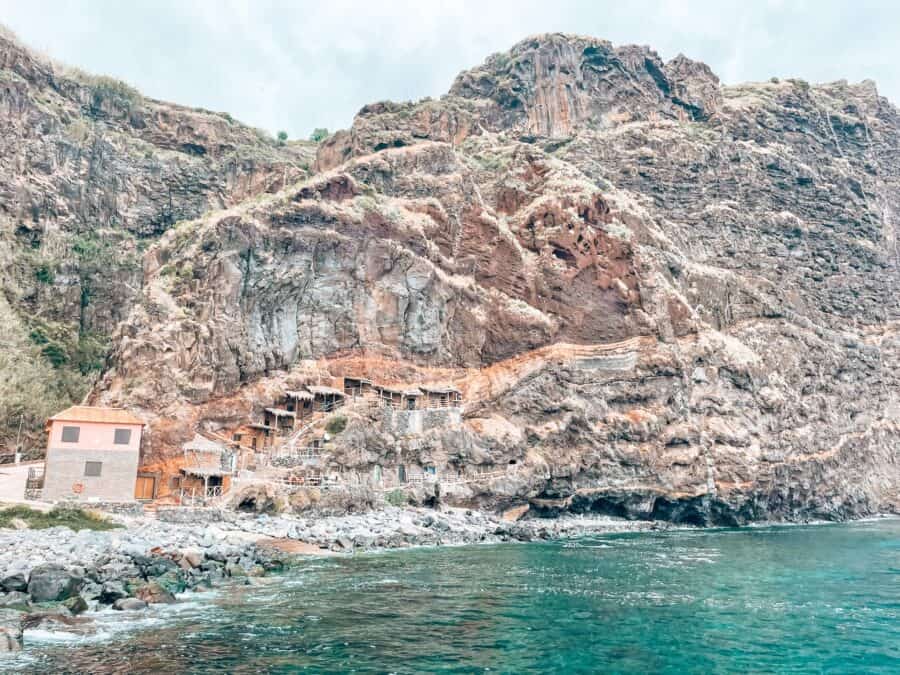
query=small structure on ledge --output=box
[284,390,315,419]
[263,407,296,435]
[343,377,373,398]
[180,434,234,504]
[375,384,404,408]
[420,385,463,408]
[307,385,346,412]
[235,422,276,451]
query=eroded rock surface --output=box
[5,30,898,523]
[0,26,314,448]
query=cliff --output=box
[0,26,314,450]
[3,30,898,522]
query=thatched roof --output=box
[285,390,314,400]
[182,434,226,454]
[307,385,346,397]
[265,407,295,417]
[344,376,372,385]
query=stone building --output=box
[41,406,145,503]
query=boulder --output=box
[181,548,203,569]
[224,562,246,578]
[112,597,147,611]
[62,595,89,615]
[142,556,178,578]
[27,564,83,603]
[79,581,102,602]
[8,518,28,531]
[0,572,28,593]
[133,581,176,605]
[99,580,128,604]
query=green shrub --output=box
[384,489,408,507]
[309,128,329,143]
[34,264,54,284]
[325,415,347,435]
[277,130,288,145]
[0,505,121,531]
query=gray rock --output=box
[112,597,148,611]
[181,548,204,568]
[0,571,28,593]
[99,580,128,604]
[62,595,89,615]
[27,564,83,603]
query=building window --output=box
[61,426,80,443]
[84,461,102,477]
[113,428,131,445]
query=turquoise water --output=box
[9,519,900,673]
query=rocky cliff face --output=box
[5,30,897,521]
[0,27,314,451]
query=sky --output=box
[1,0,897,139]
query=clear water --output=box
[6,519,899,673]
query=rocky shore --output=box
[0,518,285,652]
[0,505,661,651]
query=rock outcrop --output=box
[4,30,898,523]
[0,25,314,450]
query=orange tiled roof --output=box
[48,406,145,426]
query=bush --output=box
[276,130,288,145]
[0,505,121,531]
[325,415,347,435]
[384,489,408,507]
[309,128,329,143]
[34,264,54,284]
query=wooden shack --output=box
[237,422,275,450]
[402,388,423,410]
[263,407,296,435]
[284,390,314,420]
[180,434,232,502]
[343,377,373,398]
[420,385,463,408]
[375,384,403,408]
[307,385,346,412]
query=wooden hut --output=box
[420,385,463,408]
[375,384,403,408]
[343,377,373,398]
[402,388,424,410]
[307,385,346,412]
[263,407,296,435]
[180,434,232,502]
[284,390,315,420]
[239,422,275,450]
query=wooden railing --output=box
[179,485,225,506]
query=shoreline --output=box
[0,506,896,653]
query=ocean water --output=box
[6,519,899,674]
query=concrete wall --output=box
[383,407,462,436]
[42,446,140,503]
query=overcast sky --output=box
[1,0,897,139]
